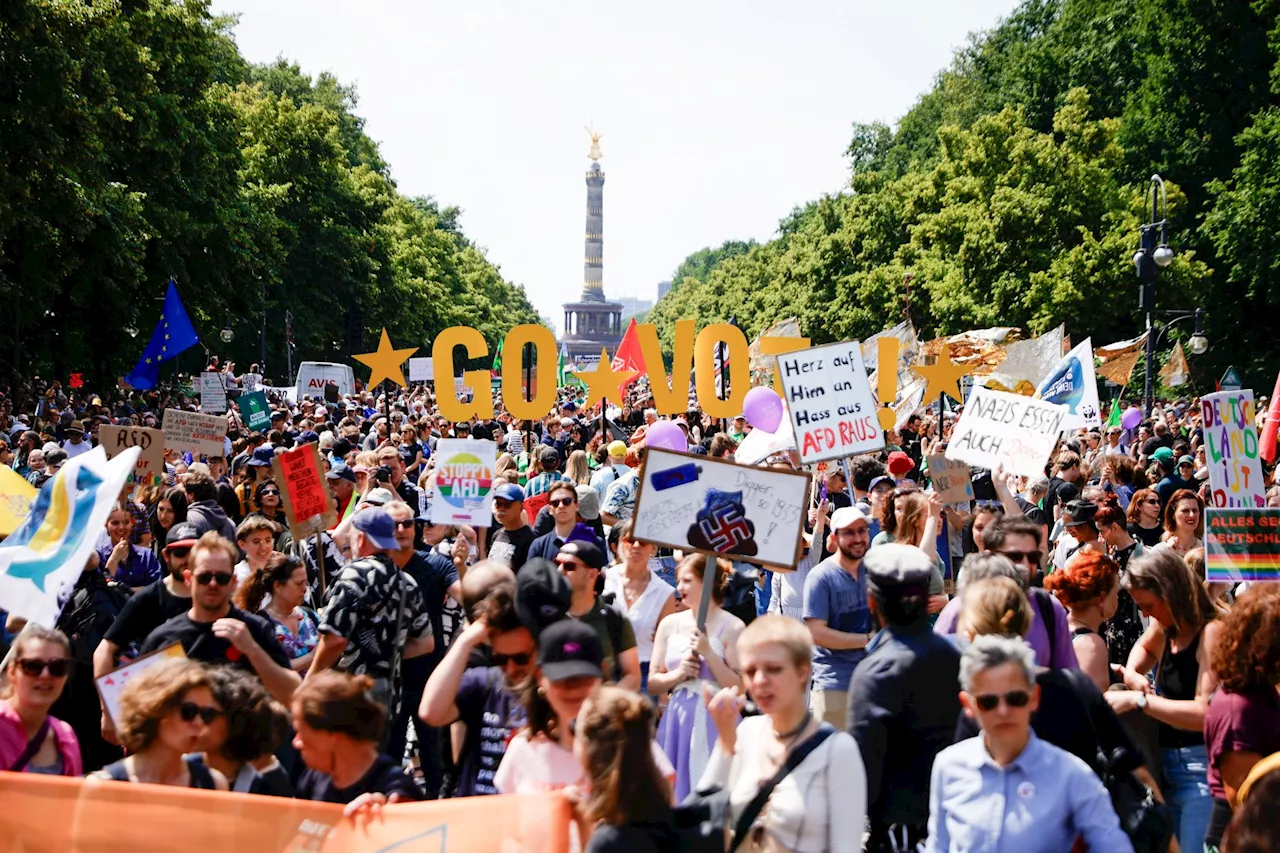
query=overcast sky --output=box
[212,1,1020,331]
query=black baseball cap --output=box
[166,522,201,548]
[537,619,603,682]
[558,540,605,571]
[514,558,571,636]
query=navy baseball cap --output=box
[326,461,357,483]
[351,507,399,551]
[493,483,525,503]
[248,446,275,467]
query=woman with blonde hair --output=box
[0,624,81,775]
[88,659,228,789]
[566,449,591,486]
[703,613,867,853]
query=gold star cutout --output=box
[910,344,971,405]
[579,347,634,410]
[353,328,418,389]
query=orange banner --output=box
[0,772,571,853]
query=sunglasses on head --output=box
[17,658,70,678]
[996,549,1043,565]
[194,571,233,587]
[549,497,576,508]
[177,702,224,725]
[490,651,532,668]
[974,689,1031,712]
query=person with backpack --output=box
[555,541,641,692]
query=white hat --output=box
[830,506,870,531]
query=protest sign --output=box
[272,444,337,540]
[945,386,1067,480]
[430,439,496,526]
[1205,508,1280,582]
[0,468,36,537]
[1035,338,1101,429]
[162,408,226,458]
[733,420,797,466]
[94,643,187,728]
[632,448,810,569]
[776,340,883,463]
[1201,389,1266,508]
[927,454,975,503]
[408,356,433,381]
[199,371,226,414]
[99,425,165,485]
[237,390,271,432]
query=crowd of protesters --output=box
[1,368,1279,853]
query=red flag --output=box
[611,318,646,387]
[69,373,84,389]
[1260,369,1280,463]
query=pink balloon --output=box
[743,386,784,433]
[1121,406,1143,430]
[646,420,688,452]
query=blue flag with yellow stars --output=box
[125,279,200,390]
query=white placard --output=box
[408,356,434,382]
[945,386,1068,479]
[199,371,226,414]
[632,448,811,568]
[162,408,227,458]
[94,643,187,728]
[430,439,497,527]
[776,340,884,464]
[1201,389,1266,508]
[1036,338,1102,430]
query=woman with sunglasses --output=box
[928,634,1134,852]
[1127,487,1166,548]
[148,487,189,562]
[89,658,228,790]
[251,479,285,527]
[0,625,81,776]
[198,667,294,796]
[1152,488,1204,558]
[235,553,319,673]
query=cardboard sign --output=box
[632,448,811,568]
[1201,390,1265,508]
[430,439,496,526]
[776,340,883,463]
[1205,508,1280,582]
[94,643,187,728]
[237,390,271,432]
[927,453,975,503]
[99,425,166,485]
[945,386,1067,479]
[272,444,337,540]
[199,371,226,414]
[162,408,226,458]
[408,356,434,382]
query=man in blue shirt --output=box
[802,505,875,730]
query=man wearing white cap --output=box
[803,505,875,730]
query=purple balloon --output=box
[743,386,784,433]
[1121,406,1143,430]
[646,420,688,452]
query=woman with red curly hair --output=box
[1094,497,1146,666]
[1202,585,1280,850]
[1044,551,1121,693]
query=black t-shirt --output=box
[140,607,291,673]
[295,754,421,804]
[584,821,679,853]
[398,442,423,471]
[1014,496,1050,529]
[469,421,496,442]
[103,579,192,652]
[486,525,535,572]
[402,550,458,657]
[1128,522,1165,549]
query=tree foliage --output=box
[0,0,536,386]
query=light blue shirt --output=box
[801,555,872,691]
[926,732,1134,853]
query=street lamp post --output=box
[1134,175,1176,416]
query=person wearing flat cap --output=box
[555,540,641,691]
[846,544,962,853]
[1052,499,1104,569]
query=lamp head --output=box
[219,327,234,344]
[1153,244,1175,267]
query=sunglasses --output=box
[490,651,533,668]
[259,489,279,497]
[194,571,233,587]
[996,549,1043,565]
[167,546,192,558]
[557,559,588,572]
[974,689,1031,712]
[17,658,70,678]
[394,519,416,530]
[177,702,224,725]
[549,497,577,508]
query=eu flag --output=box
[124,279,200,390]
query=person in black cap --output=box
[846,543,961,853]
[555,540,640,691]
[1052,499,1103,569]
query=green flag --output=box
[492,338,503,374]
[1106,397,1121,429]
[557,344,567,386]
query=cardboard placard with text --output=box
[944,386,1067,480]
[94,643,187,729]
[99,425,166,485]
[776,340,884,464]
[408,356,434,382]
[162,408,226,458]
[272,444,337,540]
[430,439,495,527]
[1201,390,1266,508]
[199,371,226,414]
[927,454,975,503]
[237,390,271,432]
[1205,508,1280,582]
[632,448,811,569]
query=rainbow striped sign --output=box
[430,438,496,527]
[1205,508,1280,582]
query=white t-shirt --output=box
[62,439,91,458]
[602,566,674,664]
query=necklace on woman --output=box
[268,602,295,622]
[772,710,812,746]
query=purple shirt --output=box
[933,589,1079,670]
[96,542,162,588]
[1205,687,1280,800]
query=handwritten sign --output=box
[199,371,226,414]
[945,386,1067,480]
[272,444,337,540]
[632,448,811,568]
[408,356,434,382]
[99,426,166,485]
[163,409,226,458]
[1205,508,1280,582]
[94,643,187,728]
[430,439,495,527]
[927,453,975,503]
[1201,390,1265,508]
[776,340,883,464]
[237,390,271,432]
